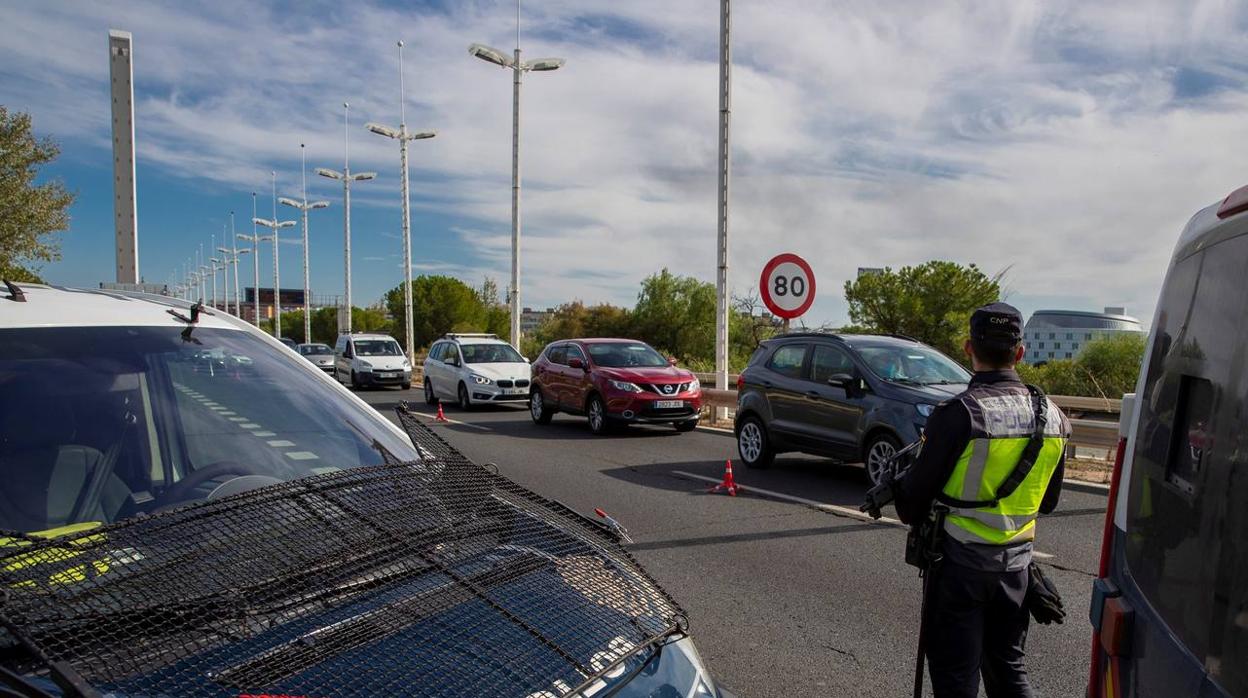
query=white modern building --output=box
[1022,307,1144,364]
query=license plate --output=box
[654,400,684,409]
[504,388,526,395]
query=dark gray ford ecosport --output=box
[734,333,971,483]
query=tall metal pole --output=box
[252,193,260,325]
[509,45,523,351]
[108,30,139,284]
[399,41,415,364]
[272,171,282,338]
[230,212,241,316]
[343,103,353,334]
[300,144,312,344]
[714,0,732,407]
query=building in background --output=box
[520,307,554,335]
[1022,307,1144,364]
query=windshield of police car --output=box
[857,344,971,385]
[0,327,418,535]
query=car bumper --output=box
[470,383,532,402]
[358,370,411,386]
[314,364,334,373]
[605,393,702,423]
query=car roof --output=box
[0,283,246,332]
[449,337,510,345]
[564,338,650,345]
[764,332,923,348]
[348,333,396,341]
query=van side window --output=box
[766,344,807,379]
[343,342,353,359]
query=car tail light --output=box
[1087,395,1135,698]
[736,374,744,391]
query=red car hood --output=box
[596,366,694,384]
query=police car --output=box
[0,283,732,698]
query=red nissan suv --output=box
[529,339,703,434]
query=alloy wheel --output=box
[588,398,605,433]
[530,391,544,421]
[866,439,897,485]
[739,422,763,463]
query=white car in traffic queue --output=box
[332,332,412,390]
[423,333,531,410]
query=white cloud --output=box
[7,0,1248,326]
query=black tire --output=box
[458,383,473,411]
[586,394,609,435]
[674,420,698,433]
[864,432,902,486]
[529,389,553,424]
[424,379,438,405]
[401,382,412,391]
[737,415,774,469]
[350,370,360,390]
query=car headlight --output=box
[688,377,700,393]
[609,380,644,393]
[916,403,935,418]
[358,360,372,370]
[402,359,411,369]
[472,374,492,385]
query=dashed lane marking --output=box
[267,440,295,447]
[228,417,247,422]
[238,423,261,430]
[252,431,276,437]
[284,451,319,461]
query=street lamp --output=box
[234,192,264,325]
[209,258,225,311]
[280,144,330,344]
[469,2,565,350]
[367,39,437,363]
[254,171,297,338]
[318,101,377,335]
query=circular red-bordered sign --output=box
[759,253,816,320]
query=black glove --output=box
[1025,561,1065,625]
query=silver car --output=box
[298,341,335,373]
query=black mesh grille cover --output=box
[0,402,682,697]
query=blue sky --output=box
[7,0,1248,327]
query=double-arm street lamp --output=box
[280,144,330,344]
[254,171,297,338]
[318,102,376,335]
[469,3,564,349]
[367,40,437,363]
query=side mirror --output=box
[568,357,585,370]
[827,373,856,390]
[668,357,678,366]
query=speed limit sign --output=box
[760,253,816,320]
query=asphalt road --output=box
[359,388,1107,698]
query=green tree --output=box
[843,261,1001,358]
[1016,333,1146,397]
[477,277,510,341]
[384,275,487,351]
[0,107,75,282]
[632,269,717,362]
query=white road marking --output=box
[672,470,1059,558]
[401,409,490,431]
[252,431,276,437]
[219,411,236,416]
[238,423,261,430]
[284,451,319,461]
[267,440,295,447]
[228,417,247,422]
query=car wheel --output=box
[530,389,553,424]
[424,379,438,405]
[737,416,774,469]
[587,394,609,435]
[350,370,360,390]
[864,432,901,485]
[674,420,698,433]
[458,383,473,411]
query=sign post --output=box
[760,253,816,331]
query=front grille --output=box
[515,379,530,388]
[643,382,689,395]
[497,379,514,388]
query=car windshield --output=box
[0,326,418,535]
[355,339,402,356]
[587,342,669,368]
[461,343,525,364]
[299,344,332,355]
[856,344,971,385]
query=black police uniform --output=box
[893,303,1065,698]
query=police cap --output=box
[969,302,1023,348]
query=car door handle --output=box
[762,381,774,389]
[805,390,821,398]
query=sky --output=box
[6,0,1248,327]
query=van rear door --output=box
[1091,229,1248,697]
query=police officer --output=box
[894,302,1071,698]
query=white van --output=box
[332,333,412,390]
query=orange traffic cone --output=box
[435,403,449,423]
[707,459,742,496]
